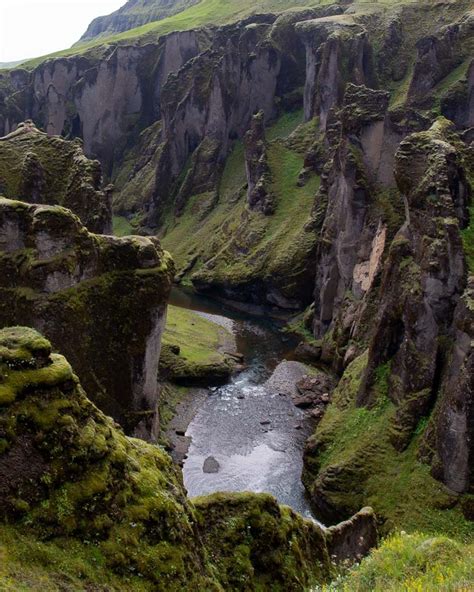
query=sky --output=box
[0,0,127,63]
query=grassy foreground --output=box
[321,532,474,592]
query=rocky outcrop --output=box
[0,326,377,590]
[244,111,274,214]
[0,121,111,233]
[326,507,378,564]
[311,84,392,342]
[423,276,473,496]
[0,197,174,438]
[302,118,473,528]
[296,18,375,130]
[358,118,470,450]
[79,0,200,41]
[408,14,474,108]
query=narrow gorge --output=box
[0,0,473,590]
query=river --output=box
[168,288,317,520]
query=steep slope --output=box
[0,326,377,591]
[79,0,201,42]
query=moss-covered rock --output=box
[0,327,376,590]
[0,197,174,438]
[0,121,111,233]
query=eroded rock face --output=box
[0,198,174,438]
[423,277,473,495]
[0,326,377,589]
[302,118,473,526]
[244,111,274,215]
[296,18,375,130]
[311,84,392,341]
[359,118,470,450]
[0,30,204,172]
[0,121,111,233]
[408,14,474,108]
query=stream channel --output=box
[168,288,317,521]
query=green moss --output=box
[325,532,474,592]
[194,491,331,591]
[112,215,135,237]
[160,305,234,385]
[461,205,474,272]
[305,353,473,541]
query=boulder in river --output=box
[203,456,220,473]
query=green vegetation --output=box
[195,491,330,591]
[0,524,150,591]
[266,109,304,142]
[0,326,339,591]
[112,215,134,237]
[304,353,473,542]
[163,305,232,363]
[461,206,474,273]
[323,532,474,592]
[160,113,321,305]
[159,305,235,384]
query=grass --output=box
[461,205,474,273]
[112,215,135,237]
[160,110,320,294]
[266,109,304,141]
[163,305,229,364]
[321,532,474,592]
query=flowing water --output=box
[169,288,317,520]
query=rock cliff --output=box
[302,117,473,533]
[0,198,174,439]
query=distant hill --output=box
[79,0,200,42]
[0,59,25,69]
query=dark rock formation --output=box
[296,18,375,130]
[423,277,473,495]
[311,84,393,342]
[0,122,111,233]
[326,507,378,564]
[0,197,174,438]
[292,372,335,417]
[244,111,274,215]
[302,118,473,528]
[0,30,205,172]
[408,14,474,108]
[358,118,470,450]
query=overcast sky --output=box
[0,0,126,63]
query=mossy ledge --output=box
[0,327,377,591]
